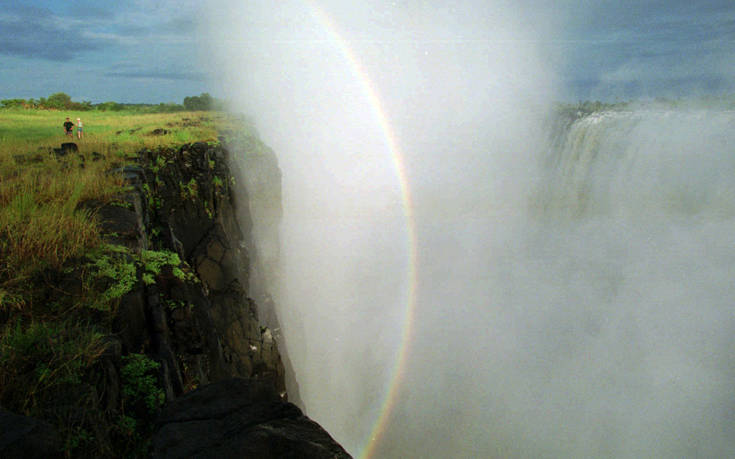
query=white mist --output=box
[204,2,735,457]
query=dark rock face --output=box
[223,135,305,408]
[136,142,286,396]
[0,408,62,459]
[152,378,350,459]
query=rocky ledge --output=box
[153,378,349,458]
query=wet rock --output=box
[61,142,78,153]
[114,278,147,353]
[150,128,171,135]
[0,408,62,458]
[52,142,79,158]
[107,164,146,185]
[152,378,351,459]
[116,127,141,135]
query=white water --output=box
[204,2,735,457]
[274,109,735,457]
[371,109,735,457]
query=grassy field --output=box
[0,108,220,158]
[0,109,224,293]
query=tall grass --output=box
[0,109,221,307]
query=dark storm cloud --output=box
[0,5,109,61]
[0,3,198,62]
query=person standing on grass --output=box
[76,117,84,139]
[63,117,74,137]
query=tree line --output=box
[0,92,226,112]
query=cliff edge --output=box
[0,141,349,458]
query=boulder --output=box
[0,408,62,458]
[152,378,351,459]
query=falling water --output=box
[372,107,735,457]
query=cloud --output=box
[104,70,206,81]
[551,0,735,99]
[0,3,201,62]
[0,7,107,61]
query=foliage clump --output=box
[0,319,105,418]
[121,354,165,414]
[140,249,188,285]
[87,245,138,310]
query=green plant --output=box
[64,426,94,454]
[139,249,196,285]
[203,200,214,220]
[179,178,198,200]
[120,354,164,415]
[0,288,24,310]
[0,319,105,414]
[86,245,137,310]
[164,299,189,310]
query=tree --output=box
[96,101,124,111]
[0,99,26,108]
[183,93,213,111]
[45,92,73,109]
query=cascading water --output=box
[375,107,735,457]
[538,108,735,218]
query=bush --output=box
[0,319,105,415]
[183,93,225,111]
[96,101,124,112]
[1,98,27,108]
[120,354,165,416]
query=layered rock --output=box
[133,142,287,396]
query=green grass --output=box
[0,108,221,156]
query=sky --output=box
[1,1,734,103]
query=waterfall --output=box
[372,107,735,457]
[537,109,735,218]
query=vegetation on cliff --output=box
[0,107,232,456]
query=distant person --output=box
[63,117,74,137]
[76,117,84,139]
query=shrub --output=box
[0,319,105,414]
[120,353,164,415]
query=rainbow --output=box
[305,3,418,457]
